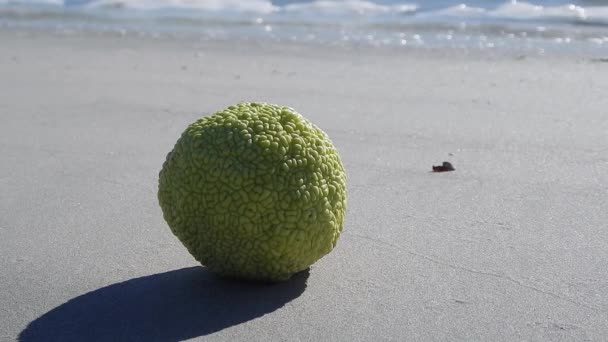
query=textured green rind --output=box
[158,102,347,282]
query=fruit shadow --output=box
[19,266,309,342]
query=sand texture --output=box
[1,30,607,341]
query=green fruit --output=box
[158,102,347,281]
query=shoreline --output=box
[2,23,608,61]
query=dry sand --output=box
[1,29,607,341]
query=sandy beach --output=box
[1,29,607,341]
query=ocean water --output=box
[2,0,608,54]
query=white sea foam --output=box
[420,1,608,25]
[0,0,63,5]
[86,0,278,14]
[428,4,486,17]
[491,1,608,24]
[283,0,417,16]
[3,0,608,25]
[492,1,586,20]
[83,0,418,16]
[2,0,608,54]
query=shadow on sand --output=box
[19,266,309,342]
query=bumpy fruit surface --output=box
[158,103,347,281]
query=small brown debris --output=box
[591,57,608,63]
[432,161,455,172]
